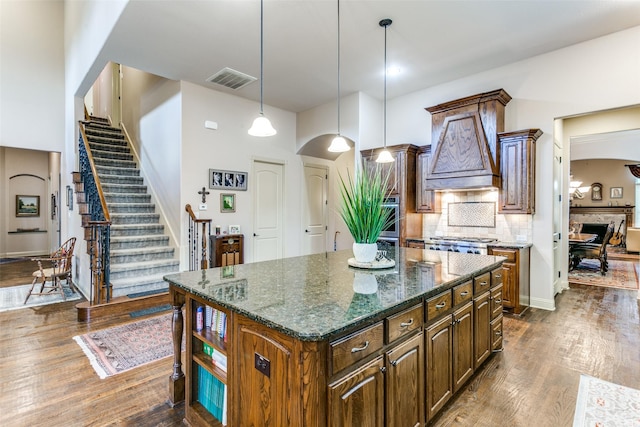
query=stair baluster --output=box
[185,204,212,270]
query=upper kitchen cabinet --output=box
[361,144,421,247]
[416,145,441,213]
[498,129,542,214]
[424,89,511,191]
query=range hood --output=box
[424,89,511,190]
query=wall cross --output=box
[198,187,210,203]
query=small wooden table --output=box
[568,233,597,244]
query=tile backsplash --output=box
[422,190,533,242]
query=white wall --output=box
[180,81,300,263]
[0,0,65,152]
[388,26,640,310]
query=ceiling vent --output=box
[206,67,256,90]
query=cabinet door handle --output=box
[495,331,502,336]
[400,318,414,327]
[435,302,447,309]
[351,341,370,353]
[459,291,469,297]
[380,366,387,373]
[495,299,502,304]
[390,360,398,367]
[495,274,502,279]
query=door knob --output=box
[253,233,259,237]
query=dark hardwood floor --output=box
[0,260,638,426]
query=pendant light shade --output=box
[248,114,277,137]
[328,135,350,152]
[376,18,395,164]
[249,0,276,137]
[328,0,350,153]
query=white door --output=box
[303,165,327,255]
[253,160,284,262]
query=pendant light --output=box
[328,0,350,153]
[375,18,395,163]
[248,0,277,137]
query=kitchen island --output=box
[164,248,505,426]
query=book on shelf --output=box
[211,349,227,372]
[197,365,227,425]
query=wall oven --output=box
[380,196,400,239]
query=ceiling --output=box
[101,1,640,114]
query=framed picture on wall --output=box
[610,187,623,199]
[16,195,40,217]
[221,193,235,212]
[209,169,248,191]
[591,183,603,201]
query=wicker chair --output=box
[569,225,614,276]
[24,237,76,304]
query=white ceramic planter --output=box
[352,242,378,263]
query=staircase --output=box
[80,116,179,299]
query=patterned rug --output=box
[0,283,81,312]
[569,259,639,290]
[573,374,640,426]
[73,313,182,379]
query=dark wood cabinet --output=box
[210,234,243,267]
[328,356,385,427]
[473,290,491,369]
[361,144,421,247]
[426,314,453,421]
[452,302,474,393]
[488,246,530,315]
[416,146,441,213]
[386,332,424,427]
[498,129,542,214]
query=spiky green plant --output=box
[338,165,393,244]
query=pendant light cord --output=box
[383,21,388,149]
[259,0,265,115]
[336,0,341,135]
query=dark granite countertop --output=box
[164,248,504,342]
[406,236,532,249]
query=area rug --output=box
[0,283,81,312]
[569,259,639,290]
[573,374,640,426]
[73,313,182,379]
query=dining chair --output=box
[569,225,614,275]
[24,237,76,304]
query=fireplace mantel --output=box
[569,205,634,227]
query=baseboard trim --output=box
[530,296,556,311]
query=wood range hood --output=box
[424,89,512,191]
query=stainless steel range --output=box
[424,236,498,255]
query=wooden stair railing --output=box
[77,121,112,305]
[185,204,212,270]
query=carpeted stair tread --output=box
[93,157,137,169]
[90,149,134,162]
[110,247,175,264]
[102,183,148,194]
[110,274,176,297]
[98,175,144,185]
[110,213,161,225]
[110,224,165,236]
[108,203,156,213]
[86,135,127,146]
[109,235,170,249]
[89,138,131,154]
[96,166,141,177]
[104,195,152,205]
